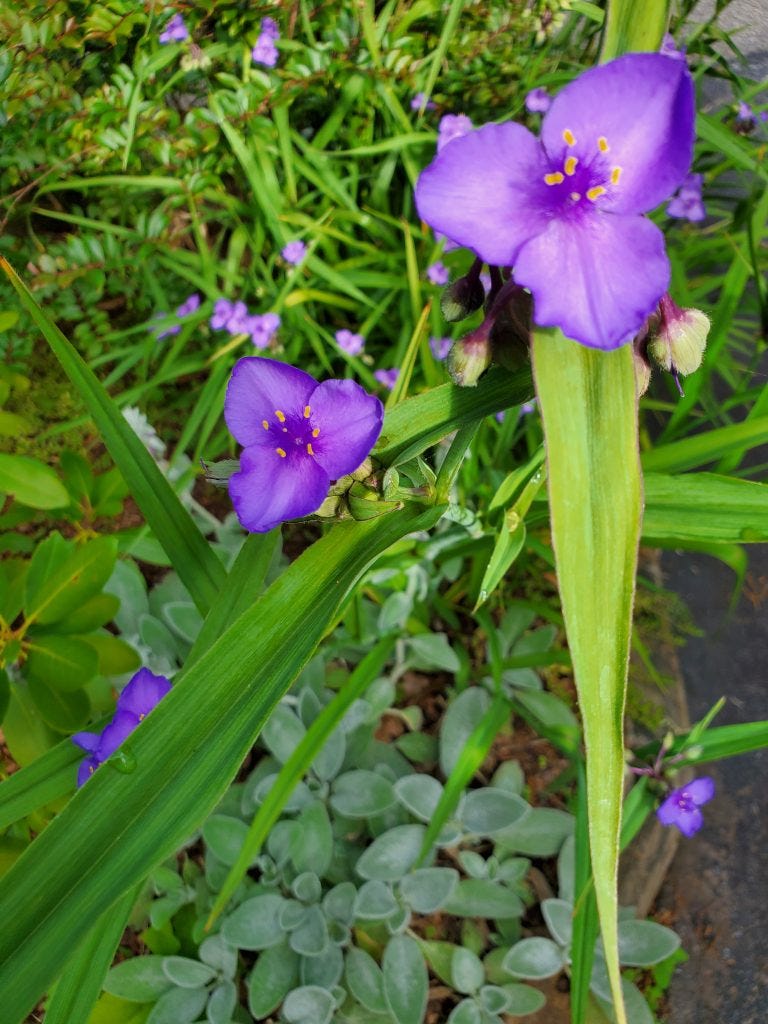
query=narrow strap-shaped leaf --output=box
[570,763,599,1024]
[533,328,641,1024]
[0,257,226,616]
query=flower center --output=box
[674,791,695,813]
[542,128,622,208]
[261,405,320,459]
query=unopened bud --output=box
[350,457,374,482]
[347,481,403,521]
[648,296,710,376]
[440,274,485,322]
[447,327,492,387]
[632,344,652,397]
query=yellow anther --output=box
[563,129,576,146]
[262,419,269,430]
[275,410,286,422]
[564,156,578,176]
[303,405,311,418]
[276,447,287,458]
[307,443,315,456]
[139,712,145,721]
[611,166,622,185]
[544,171,564,185]
[586,185,607,201]
[312,427,320,437]
[570,191,581,201]
[598,136,609,153]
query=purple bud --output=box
[427,261,449,286]
[525,87,551,114]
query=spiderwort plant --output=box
[224,358,383,532]
[657,777,716,837]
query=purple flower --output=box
[260,16,280,40]
[247,312,281,350]
[210,299,235,330]
[427,261,450,286]
[525,87,551,114]
[416,53,695,350]
[520,399,537,415]
[282,240,307,265]
[437,114,474,152]
[227,301,250,334]
[72,668,171,786]
[374,368,399,390]
[666,171,706,222]
[224,358,384,532]
[660,33,686,60]
[657,776,715,837]
[429,336,452,360]
[252,34,279,67]
[736,100,754,124]
[159,12,189,44]
[176,293,201,318]
[411,92,436,112]
[336,329,365,355]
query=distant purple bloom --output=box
[176,293,201,318]
[260,16,280,40]
[437,114,474,152]
[411,92,436,112]
[159,13,189,44]
[227,301,250,334]
[495,411,506,424]
[282,240,307,265]
[72,668,171,786]
[660,33,686,60]
[657,776,715,837]
[427,261,450,286]
[224,358,384,532]
[252,34,279,67]
[211,299,235,331]
[247,312,281,349]
[336,328,365,355]
[667,171,706,222]
[153,315,181,341]
[761,111,768,123]
[736,101,754,123]
[416,53,695,350]
[520,399,537,415]
[525,87,551,114]
[429,336,452,360]
[374,368,399,390]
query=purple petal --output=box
[525,87,551,114]
[308,379,384,480]
[229,444,330,532]
[97,710,140,760]
[72,730,101,754]
[416,122,550,266]
[685,776,716,806]
[224,357,317,447]
[77,756,100,787]
[674,806,704,837]
[117,668,172,720]
[541,53,695,216]
[514,211,669,349]
[656,791,682,827]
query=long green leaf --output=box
[642,416,768,474]
[533,329,641,1024]
[643,472,768,544]
[0,258,226,616]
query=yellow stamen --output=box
[563,129,576,146]
[303,405,311,418]
[564,155,578,176]
[275,410,286,422]
[312,427,320,438]
[570,191,581,201]
[139,713,145,721]
[611,166,622,185]
[544,171,564,185]
[307,443,315,455]
[262,419,269,430]
[276,447,287,458]
[598,136,609,153]
[586,185,607,201]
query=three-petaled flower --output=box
[225,358,384,532]
[159,13,188,44]
[416,53,695,350]
[656,776,715,837]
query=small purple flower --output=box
[210,299,235,331]
[159,12,189,44]
[252,34,279,68]
[282,240,307,265]
[416,53,695,350]
[72,668,171,786]
[374,368,399,390]
[666,171,706,222]
[427,261,450,286]
[429,336,452,360]
[495,411,506,424]
[225,358,384,532]
[411,92,436,112]
[525,87,551,114]
[227,301,250,334]
[260,16,280,40]
[520,399,537,415]
[660,33,686,60]
[336,328,365,356]
[657,776,715,837]
[437,114,474,152]
[176,293,201,318]
[736,100,754,124]
[247,312,281,350]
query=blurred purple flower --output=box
[429,336,452,360]
[261,16,280,39]
[520,399,537,415]
[227,301,250,334]
[427,261,450,286]
[525,87,551,114]
[336,328,365,355]
[252,35,278,67]
[176,293,201,317]
[247,312,281,349]
[282,240,307,265]
[736,100,754,123]
[374,368,399,390]
[416,53,695,350]
[224,357,383,532]
[159,13,189,44]
[437,114,474,152]
[657,776,715,837]
[72,668,171,786]
[411,92,436,112]
[495,411,506,424]
[660,33,686,60]
[210,299,235,330]
[666,171,705,222]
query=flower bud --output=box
[648,297,710,376]
[447,327,492,387]
[440,274,485,322]
[632,344,652,397]
[347,481,403,521]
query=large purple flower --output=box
[415,53,695,350]
[656,776,715,837]
[225,358,384,532]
